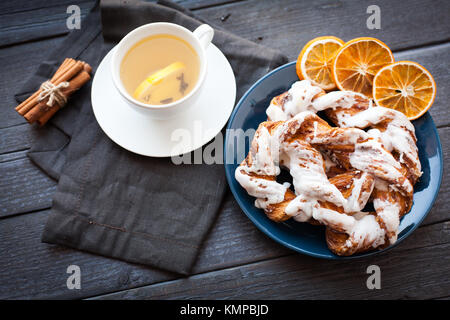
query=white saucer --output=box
[91,44,236,157]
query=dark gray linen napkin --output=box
[15,0,287,275]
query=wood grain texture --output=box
[195,0,450,57]
[0,0,93,15]
[0,157,56,216]
[0,124,32,155]
[3,0,448,50]
[97,245,450,299]
[422,126,450,225]
[0,193,290,299]
[0,0,94,47]
[0,0,241,47]
[0,0,238,15]
[94,221,450,299]
[0,150,28,163]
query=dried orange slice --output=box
[296,36,344,90]
[332,37,394,98]
[373,61,436,120]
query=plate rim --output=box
[224,61,444,260]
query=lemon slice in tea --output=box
[133,61,186,105]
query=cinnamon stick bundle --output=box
[15,58,92,126]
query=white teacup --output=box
[111,23,214,119]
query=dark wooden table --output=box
[1,0,449,300]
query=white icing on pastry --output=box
[339,106,421,179]
[266,80,323,121]
[237,80,421,254]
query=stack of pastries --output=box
[235,80,421,256]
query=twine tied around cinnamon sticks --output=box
[15,58,92,126]
[38,81,70,109]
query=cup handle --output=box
[193,24,214,50]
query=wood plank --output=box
[96,244,450,299]
[0,1,94,46]
[0,0,94,15]
[0,150,28,163]
[0,193,289,299]
[0,124,32,154]
[0,157,56,216]
[196,0,450,58]
[7,0,445,53]
[0,0,235,15]
[0,37,65,128]
[422,126,450,225]
[0,0,242,47]
[93,221,450,299]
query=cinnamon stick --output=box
[15,58,92,125]
[16,58,75,113]
[81,61,92,74]
[50,58,74,81]
[25,70,91,124]
[18,61,83,116]
[52,60,84,85]
[15,59,69,111]
[38,71,91,124]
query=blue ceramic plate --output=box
[224,61,443,259]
